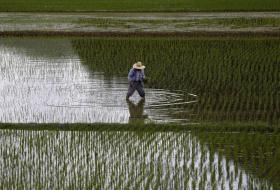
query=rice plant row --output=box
[195,131,280,188]
[72,37,280,125]
[0,129,274,189]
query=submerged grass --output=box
[1,15,279,32]
[75,18,126,28]
[0,35,279,189]
[195,131,280,188]
[0,125,278,189]
[76,17,280,29]
[71,37,280,125]
[176,17,280,28]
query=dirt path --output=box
[0,12,279,35]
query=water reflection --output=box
[72,38,280,125]
[126,98,148,124]
[196,131,280,188]
[0,129,274,189]
[0,37,197,123]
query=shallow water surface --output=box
[0,129,277,189]
[0,38,197,123]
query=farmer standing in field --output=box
[126,61,145,99]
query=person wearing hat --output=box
[126,61,146,99]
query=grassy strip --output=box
[0,123,278,132]
[0,0,279,12]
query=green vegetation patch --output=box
[0,122,278,132]
[72,37,280,125]
[1,16,279,31]
[0,0,280,12]
[196,131,280,188]
[76,17,280,29]
[0,124,278,189]
[176,17,280,28]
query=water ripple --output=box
[0,38,198,124]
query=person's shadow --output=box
[126,98,148,124]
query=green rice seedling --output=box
[72,37,280,125]
[0,126,280,189]
[195,131,280,188]
[176,17,280,29]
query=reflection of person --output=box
[126,61,145,100]
[126,98,148,124]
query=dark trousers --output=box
[127,81,145,98]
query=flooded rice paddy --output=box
[0,38,197,124]
[0,36,279,125]
[72,37,280,126]
[0,129,279,189]
[0,36,279,189]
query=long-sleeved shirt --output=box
[128,68,145,82]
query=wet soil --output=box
[0,12,279,35]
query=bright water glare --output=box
[0,130,274,189]
[0,38,197,123]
